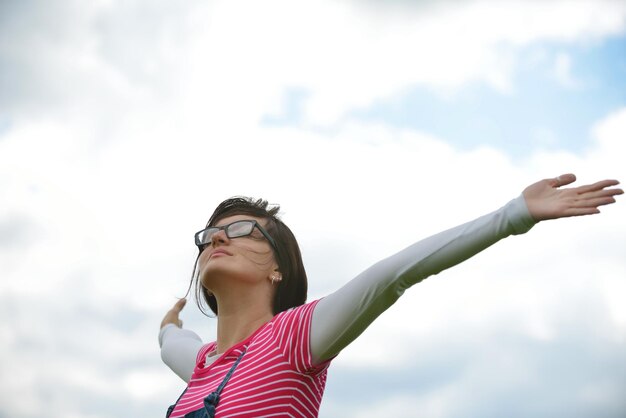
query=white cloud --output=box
[1,1,625,417]
[2,112,624,417]
[4,0,625,129]
[590,106,626,158]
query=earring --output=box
[270,273,282,284]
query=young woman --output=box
[160,174,621,418]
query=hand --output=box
[161,298,187,329]
[523,173,623,221]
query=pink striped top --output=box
[168,300,332,418]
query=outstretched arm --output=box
[310,174,622,364]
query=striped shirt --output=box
[168,300,331,418]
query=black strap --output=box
[167,347,247,418]
[166,387,188,418]
[203,348,247,418]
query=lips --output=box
[209,249,232,259]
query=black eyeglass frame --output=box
[194,220,278,253]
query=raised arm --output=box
[310,174,622,364]
[159,298,204,382]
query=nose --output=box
[210,228,229,246]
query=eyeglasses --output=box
[194,220,278,252]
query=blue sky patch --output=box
[349,36,626,157]
[263,36,626,159]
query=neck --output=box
[213,286,274,354]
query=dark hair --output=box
[189,197,308,316]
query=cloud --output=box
[0,1,624,417]
[590,106,626,157]
[5,103,623,418]
[3,0,625,129]
[0,214,37,249]
[261,0,626,125]
[0,0,205,142]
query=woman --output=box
[160,174,621,418]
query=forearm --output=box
[310,195,535,363]
[159,324,204,383]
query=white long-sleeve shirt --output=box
[160,195,536,382]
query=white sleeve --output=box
[310,195,536,363]
[159,323,204,383]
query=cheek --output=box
[196,251,212,273]
[238,244,275,268]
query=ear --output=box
[269,270,282,284]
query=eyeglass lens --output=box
[199,220,256,245]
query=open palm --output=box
[523,173,622,221]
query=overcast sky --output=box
[1,1,625,417]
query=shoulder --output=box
[269,299,322,339]
[273,299,322,322]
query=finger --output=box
[562,207,601,217]
[552,173,576,188]
[576,187,623,200]
[572,196,617,208]
[171,298,187,313]
[576,179,621,194]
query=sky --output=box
[1,0,625,417]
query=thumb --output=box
[551,173,576,188]
[171,298,187,313]
[161,298,187,329]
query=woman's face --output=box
[197,214,278,292]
